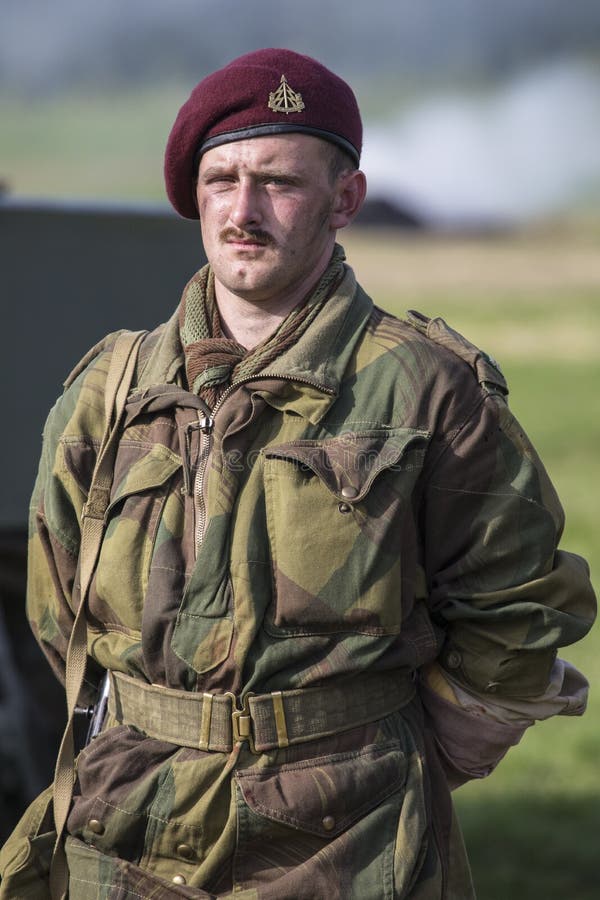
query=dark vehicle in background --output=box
[0,197,205,841]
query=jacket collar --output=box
[136,261,373,424]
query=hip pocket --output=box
[0,785,55,900]
[65,836,207,898]
[234,739,427,899]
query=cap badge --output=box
[268,75,305,114]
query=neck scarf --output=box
[179,244,345,409]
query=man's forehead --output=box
[198,133,329,172]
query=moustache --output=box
[220,227,274,246]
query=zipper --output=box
[185,412,214,554]
[188,373,335,555]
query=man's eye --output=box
[204,175,235,186]
[263,176,292,187]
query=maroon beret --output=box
[164,48,362,219]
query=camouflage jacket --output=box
[3,264,595,899]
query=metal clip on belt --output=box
[108,669,415,754]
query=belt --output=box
[108,669,415,754]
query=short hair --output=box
[322,141,358,183]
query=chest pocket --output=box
[262,428,429,636]
[90,441,182,635]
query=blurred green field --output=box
[0,89,185,202]
[3,90,599,898]
[345,226,600,900]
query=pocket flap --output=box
[263,428,429,501]
[236,742,406,837]
[108,443,182,510]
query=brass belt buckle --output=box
[228,692,257,753]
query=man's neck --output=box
[214,288,304,350]
[214,262,333,350]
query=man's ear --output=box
[330,169,367,230]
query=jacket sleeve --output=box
[420,388,596,787]
[26,342,114,698]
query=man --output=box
[1,49,595,899]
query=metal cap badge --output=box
[268,75,305,114]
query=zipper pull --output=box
[181,415,215,495]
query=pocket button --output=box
[177,843,194,860]
[322,815,336,832]
[445,649,462,669]
[341,486,359,500]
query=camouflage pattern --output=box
[1,261,595,898]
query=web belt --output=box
[108,669,415,754]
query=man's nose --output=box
[229,181,261,230]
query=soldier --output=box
[0,49,595,899]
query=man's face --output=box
[195,134,347,306]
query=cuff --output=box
[419,678,528,790]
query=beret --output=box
[164,48,362,219]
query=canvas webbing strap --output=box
[49,330,147,900]
[109,668,416,754]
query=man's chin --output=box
[231,256,280,284]
[220,272,274,302]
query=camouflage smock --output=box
[2,262,595,899]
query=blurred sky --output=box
[2,0,600,224]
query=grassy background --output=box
[0,90,184,202]
[3,91,599,898]
[344,226,600,900]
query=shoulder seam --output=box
[62,330,126,390]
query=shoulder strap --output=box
[404,308,508,396]
[49,329,147,899]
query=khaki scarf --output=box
[179,245,346,408]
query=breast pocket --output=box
[262,428,429,636]
[90,441,182,634]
